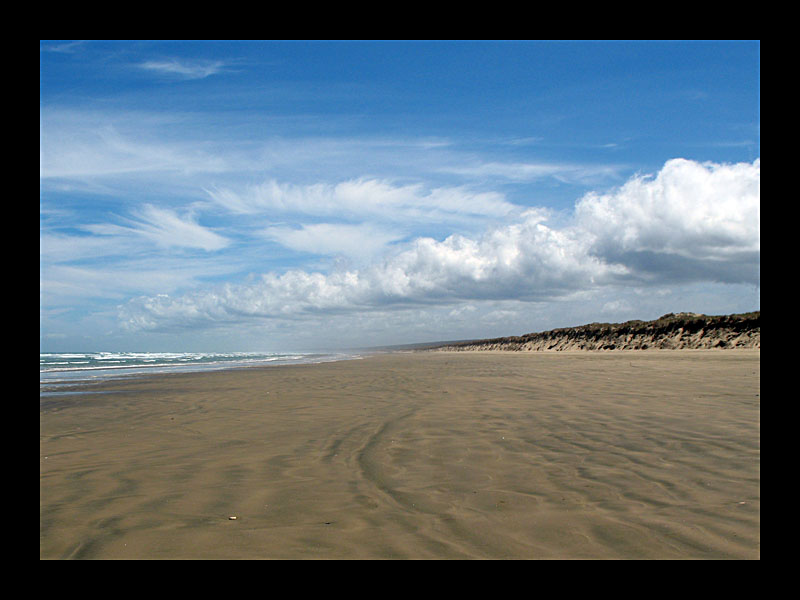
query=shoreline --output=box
[39,350,370,397]
[40,347,749,400]
[41,349,760,559]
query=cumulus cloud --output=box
[119,158,760,333]
[119,209,624,330]
[576,158,760,284]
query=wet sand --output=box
[40,350,760,559]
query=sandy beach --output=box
[40,350,760,559]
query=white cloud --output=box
[41,232,132,264]
[43,265,177,302]
[39,112,233,181]
[205,178,516,223]
[368,214,621,302]
[119,210,624,331]
[40,41,86,53]
[263,223,405,259]
[576,158,759,258]
[601,299,633,314]
[41,252,245,307]
[119,158,759,333]
[83,205,229,252]
[575,158,760,282]
[441,161,623,184]
[448,304,477,318]
[138,59,228,80]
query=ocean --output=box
[40,351,363,397]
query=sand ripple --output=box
[41,350,759,559]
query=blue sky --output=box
[40,40,760,352]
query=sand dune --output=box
[433,311,760,352]
[40,350,760,559]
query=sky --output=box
[40,40,760,352]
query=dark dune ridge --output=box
[431,311,760,352]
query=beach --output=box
[40,350,760,559]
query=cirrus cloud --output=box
[205,177,517,223]
[83,204,229,252]
[138,58,229,80]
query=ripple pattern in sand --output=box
[41,351,759,559]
